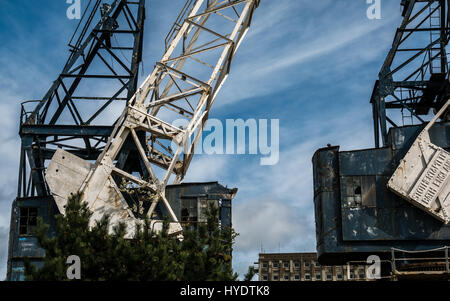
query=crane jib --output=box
[45,0,260,237]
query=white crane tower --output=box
[45,0,260,236]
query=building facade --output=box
[258,253,371,281]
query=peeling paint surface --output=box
[313,122,450,265]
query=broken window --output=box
[19,207,38,236]
[180,198,198,225]
[341,176,377,207]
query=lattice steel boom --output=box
[46,0,260,235]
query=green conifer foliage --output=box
[24,194,241,281]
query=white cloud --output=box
[233,198,314,252]
[183,154,229,183]
[213,1,399,107]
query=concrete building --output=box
[257,253,371,281]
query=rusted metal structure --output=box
[313,122,450,265]
[390,246,450,280]
[44,0,259,236]
[8,0,147,280]
[371,0,450,148]
[313,0,450,272]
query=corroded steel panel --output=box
[339,147,393,176]
[312,146,341,256]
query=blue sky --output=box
[0,0,403,279]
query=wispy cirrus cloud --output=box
[212,0,400,109]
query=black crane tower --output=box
[7,0,146,281]
[371,0,450,147]
[313,0,450,279]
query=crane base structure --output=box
[312,0,450,279]
[312,120,450,265]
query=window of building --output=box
[273,275,279,281]
[283,262,289,268]
[19,207,38,236]
[304,261,310,268]
[315,262,321,267]
[305,274,311,280]
[315,273,322,280]
[326,274,332,281]
[180,198,198,224]
[337,274,343,280]
[342,176,377,208]
[294,274,300,280]
[262,275,268,281]
[294,262,300,268]
[262,262,268,268]
[284,275,289,281]
[359,273,365,279]
[273,262,279,268]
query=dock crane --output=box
[44,0,260,237]
[312,1,450,278]
[8,0,147,280]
